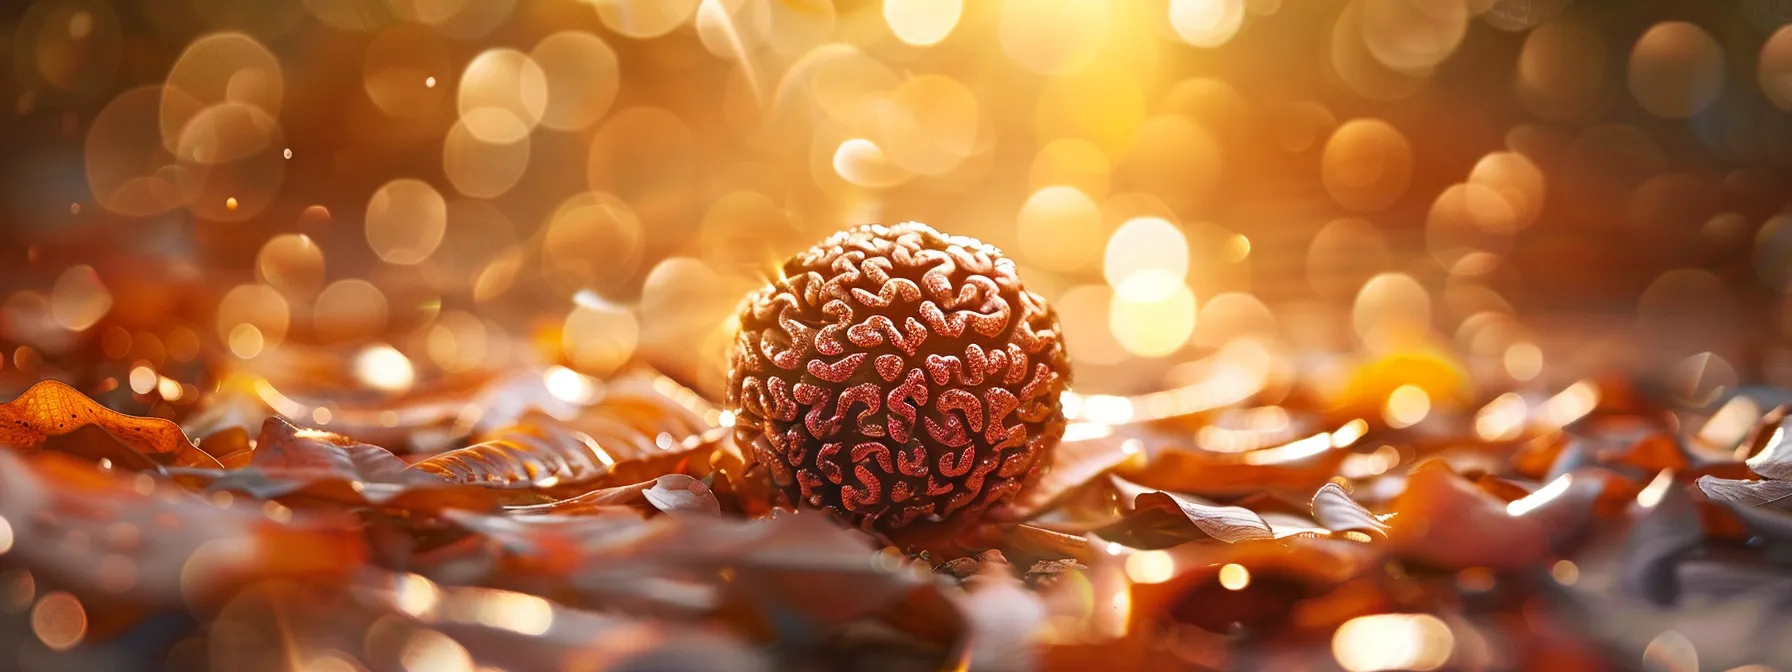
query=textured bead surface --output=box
[727,222,1070,531]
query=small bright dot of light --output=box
[1124,550,1174,583]
[1383,385,1431,429]
[129,366,156,395]
[544,366,597,404]
[156,376,182,401]
[1550,560,1579,585]
[354,344,416,393]
[1218,563,1251,590]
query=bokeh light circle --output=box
[1322,118,1413,212]
[593,0,699,40]
[562,302,639,377]
[256,233,325,298]
[85,86,205,217]
[1105,217,1190,296]
[1169,0,1247,48]
[1517,17,1608,121]
[885,0,963,46]
[1017,186,1104,273]
[457,49,548,143]
[1759,25,1792,112]
[161,32,284,150]
[530,31,620,132]
[443,117,530,199]
[216,284,290,351]
[313,279,390,343]
[541,192,645,298]
[1000,0,1109,75]
[1358,0,1468,72]
[1627,21,1725,119]
[16,0,123,103]
[365,179,448,265]
[174,102,285,221]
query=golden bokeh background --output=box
[0,0,1788,440]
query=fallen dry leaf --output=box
[1309,483,1390,537]
[251,416,428,485]
[504,474,721,516]
[1385,462,1603,569]
[0,379,221,469]
[1115,426,1358,497]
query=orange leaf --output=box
[251,417,425,485]
[0,380,221,469]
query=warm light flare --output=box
[1507,474,1572,517]
[354,344,416,393]
[1383,385,1431,429]
[1332,613,1454,672]
[1217,563,1250,590]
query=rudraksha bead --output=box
[726,222,1070,531]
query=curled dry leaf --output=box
[1744,422,1792,480]
[251,416,425,485]
[1733,403,1792,462]
[504,474,721,517]
[0,379,221,468]
[1108,491,1276,547]
[1115,425,1359,496]
[174,417,516,513]
[1695,475,1792,510]
[410,417,726,494]
[407,373,722,493]
[198,426,255,469]
[1000,524,1099,566]
[1309,483,1390,537]
[641,474,723,515]
[409,416,622,489]
[1692,473,1792,542]
[1386,462,1603,569]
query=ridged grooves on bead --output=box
[727,222,1069,531]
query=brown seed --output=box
[726,222,1071,532]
